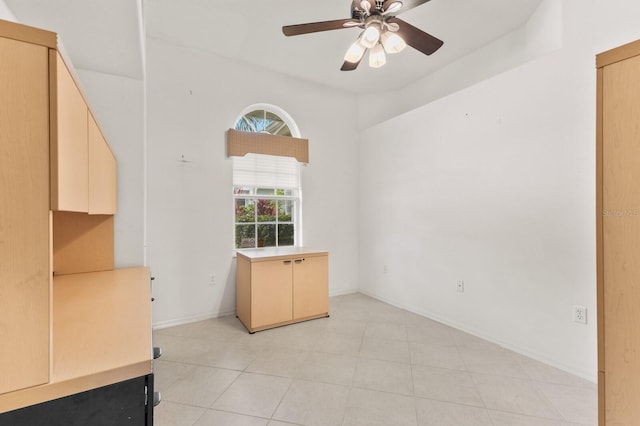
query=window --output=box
[232,105,302,249]
[235,109,292,137]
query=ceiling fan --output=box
[282,0,444,71]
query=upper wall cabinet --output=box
[49,52,116,215]
[50,51,89,213]
[88,112,117,215]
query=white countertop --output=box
[236,246,328,261]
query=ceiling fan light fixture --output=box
[281,0,444,72]
[360,22,381,49]
[344,40,366,63]
[369,43,386,68]
[381,30,406,53]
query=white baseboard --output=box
[153,307,236,330]
[330,288,359,297]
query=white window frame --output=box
[232,104,303,249]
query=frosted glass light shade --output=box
[381,31,406,53]
[361,24,381,49]
[344,41,365,63]
[369,43,386,68]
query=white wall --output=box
[357,0,563,129]
[358,0,640,381]
[594,0,640,53]
[0,0,15,21]
[146,38,360,326]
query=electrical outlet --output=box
[456,280,465,293]
[209,274,216,286]
[573,306,587,324]
[383,265,388,274]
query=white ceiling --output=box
[5,0,543,93]
[5,0,144,79]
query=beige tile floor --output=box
[153,293,597,426]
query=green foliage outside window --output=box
[235,198,294,248]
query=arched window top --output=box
[233,104,301,138]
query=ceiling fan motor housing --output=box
[351,0,404,19]
[351,0,380,19]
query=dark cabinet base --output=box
[0,374,154,426]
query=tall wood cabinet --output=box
[0,32,51,396]
[0,19,153,423]
[596,39,640,426]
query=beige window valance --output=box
[226,128,309,163]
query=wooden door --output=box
[251,259,293,328]
[292,255,328,319]
[0,36,50,394]
[601,51,640,425]
[50,51,88,212]
[88,112,116,214]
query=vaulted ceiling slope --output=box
[5,0,144,79]
[5,0,542,93]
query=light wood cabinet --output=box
[50,51,89,213]
[50,52,116,215]
[0,19,152,420]
[0,34,51,396]
[596,39,640,426]
[88,112,117,215]
[236,248,329,333]
[52,211,114,275]
[293,256,329,320]
[0,268,152,415]
[251,260,294,328]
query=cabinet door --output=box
[0,37,50,394]
[251,260,293,328]
[293,255,328,320]
[602,54,640,424]
[88,113,116,214]
[50,51,88,212]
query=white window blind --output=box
[232,153,300,189]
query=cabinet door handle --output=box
[294,258,305,264]
[283,260,292,265]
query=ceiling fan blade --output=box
[384,0,431,15]
[387,17,443,55]
[282,19,358,36]
[341,57,364,71]
[381,1,403,15]
[343,21,362,28]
